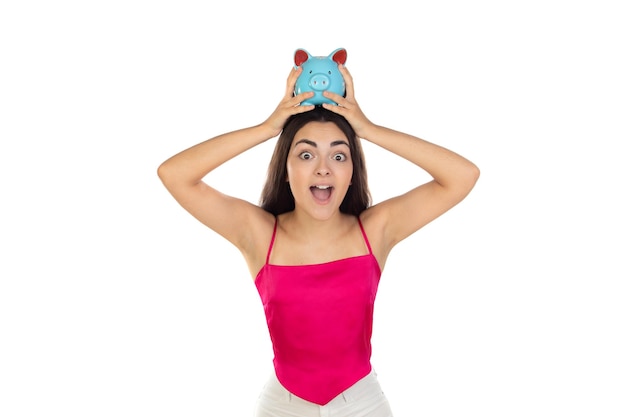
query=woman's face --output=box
[286,121,354,220]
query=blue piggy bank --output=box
[294,48,347,106]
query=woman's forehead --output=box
[292,121,348,145]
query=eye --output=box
[299,151,313,160]
[332,153,347,162]
[328,70,332,74]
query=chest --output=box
[257,255,381,308]
[269,228,369,266]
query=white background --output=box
[1,1,625,416]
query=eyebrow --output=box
[294,139,350,148]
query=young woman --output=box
[158,64,479,416]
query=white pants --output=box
[254,370,393,417]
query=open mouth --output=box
[310,185,333,203]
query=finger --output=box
[284,66,302,98]
[338,65,355,99]
[323,91,349,108]
[294,91,314,104]
[321,101,345,116]
[282,91,314,109]
[293,103,316,114]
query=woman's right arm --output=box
[157,67,314,253]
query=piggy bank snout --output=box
[309,73,331,91]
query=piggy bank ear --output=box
[294,49,310,66]
[330,48,347,65]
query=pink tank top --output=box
[255,217,382,405]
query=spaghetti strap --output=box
[357,217,374,255]
[265,217,278,265]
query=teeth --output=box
[314,185,331,189]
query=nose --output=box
[309,74,330,91]
[316,159,330,176]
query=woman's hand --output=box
[321,65,375,139]
[262,66,315,137]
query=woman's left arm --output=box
[323,65,480,249]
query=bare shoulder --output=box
[359,205,394,271]
[240,207,277,279]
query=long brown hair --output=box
[260,107,371,216]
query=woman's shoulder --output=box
[359,204,387,233]
[250,209,278,247]
[239,208,277,279]
[359,206,393,270]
